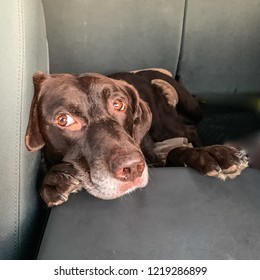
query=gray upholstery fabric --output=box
[178,0,260,95]
[41,0,185,75]
[42,0,260,95]
[0,0,49,259]
[38,167,260,260]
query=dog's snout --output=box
[110,151,145,181]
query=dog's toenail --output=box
[58,193,68,202]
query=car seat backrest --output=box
[42,0,185,75]
[0,0,49,259]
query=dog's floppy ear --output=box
[25,72,46,151]
[114,79,152,144]
[132,97,152,144]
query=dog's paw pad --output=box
[206,170,220,177]
[218,151,249,180]
[44,191,69,207]
[222,164,238,174]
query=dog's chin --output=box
[85,165,149,200]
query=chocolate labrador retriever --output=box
[25,68,248,206]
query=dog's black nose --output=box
[110,151,145,181]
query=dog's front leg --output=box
[41,162,83,207]
[141,134,164,167]
[165,145,248,180]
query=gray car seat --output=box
[0,0,49,259]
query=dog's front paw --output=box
[41,163,82,207]
[204,145,248,180]
[166,145,248,179]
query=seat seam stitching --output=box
[15,0,24,258]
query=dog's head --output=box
[25,72,152,200]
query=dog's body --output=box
[25,69,248,206]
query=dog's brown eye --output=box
[56,114,75,127]
[113,99,126,111]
